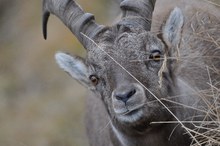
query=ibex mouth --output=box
[122,108,141,116]
[116,105,145,123]
[119,104,144,116]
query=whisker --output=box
[168,124,180,140]
[97,118,112,134]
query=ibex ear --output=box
[162,7,184,47]
[55,52,91,88]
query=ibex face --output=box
[43,0,183,133]
[56,32,172,132]
[84,31,172,126]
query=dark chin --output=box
[114,109,149,133]
[114,115,153,135]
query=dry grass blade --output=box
[203,0,220,7]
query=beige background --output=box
[0,0,119,146]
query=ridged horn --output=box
[42,0,106,48]
[119,0,156,31]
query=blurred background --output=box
[0,0,119,146]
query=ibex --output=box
[42,0,220,145]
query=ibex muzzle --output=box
[112,82,146,122]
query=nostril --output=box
[128,89,136,98]
[115,89,136,103]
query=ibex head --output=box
[43,0,184,133]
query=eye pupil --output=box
[150,51,162,61]
[89,75,99,85]
[154,55,160,60]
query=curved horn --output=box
[43,0,106,48]
[119,0,156,31]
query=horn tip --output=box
[42,11,50,40]
[43,31,47,40]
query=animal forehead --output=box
[88,32,162,64]
[115,32,161,54]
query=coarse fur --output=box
[43,0,220,145]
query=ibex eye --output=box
[89,75,99,86]
[149,50,162,62]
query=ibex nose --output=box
[114,88,136,103]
